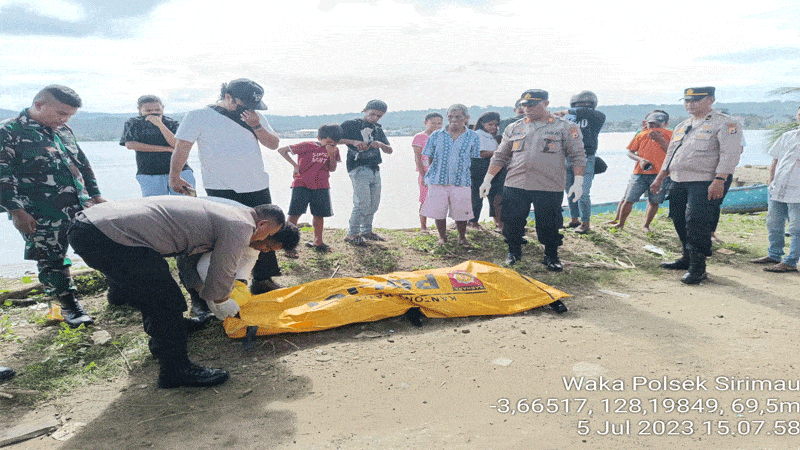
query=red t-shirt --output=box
[290,141,341,189]
[627,128,673,175]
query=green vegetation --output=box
[0,208,772,402]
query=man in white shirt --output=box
[169,79,284,299]
[750,106,800,272]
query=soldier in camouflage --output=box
[0,85,105,327]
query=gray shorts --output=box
[624,174,669,204]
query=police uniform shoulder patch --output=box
[570,127,580,140]
[727,123,739,134]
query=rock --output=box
[91,330,112,345]
[492,358,512,367]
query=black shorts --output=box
[288,187,333,217]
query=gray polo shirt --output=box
[80,196,257,302]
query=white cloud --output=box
[1,0,799,113]
[0,0,86,21]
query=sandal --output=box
[763,262,798,273]
[284,249,299,259]
[361,232,385,241]
[306,242,331,252]
[344,235,366,246]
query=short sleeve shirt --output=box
[422,128,480,187]
[120,115,189,175]
[290,141,341,189]
[341,118,390,172]
[627,128,672,175]
[664,110,743,182]
[767,129,800,203]
[412,132,430,170]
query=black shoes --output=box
[0,366,15,381]
[505,253,521,266]
[58,292,94,328]
[549,300,568,313]
[158,362,230,389]
[543,255,563,272]
[250,278,280,296]
[680,252,707,285]
[660,253,690,270]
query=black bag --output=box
[594,156,608,175]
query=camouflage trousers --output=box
[20,216,76,297]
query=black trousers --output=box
[205,187,280,280]
[68,220,188,362]
[668,175,732,256]
[502,187,564,257]
[469,160,506,222]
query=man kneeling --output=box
[68,196,298,388]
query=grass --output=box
[0,208,772,402]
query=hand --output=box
[85,195,107,208]
[206,298,240,319]
[293,166,300,176]
[479,180,492,198]
[355,142,369,151]
[638,160,652,171]
[10,209,36,236]
[241,110,261,128]
[144,115,164,126]
[650,179,663,195]
[368,141,382,149]
[708,180,725,200]
[553,110,568,117]
[169,176,193,195]
[648,130,667,147]
[567,175,584,201]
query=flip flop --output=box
[306,242,331,252]
[284,249,299,259]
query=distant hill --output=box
[2,101,798,141]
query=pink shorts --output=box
[418,172,429,203]
[420,184,474,221]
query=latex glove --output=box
[567,175,584,201]
[479,173,495,198]
[206,298,240,319]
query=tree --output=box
[769,87,800,144]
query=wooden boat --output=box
[531,184,769,219]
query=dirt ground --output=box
[5,166,800,450]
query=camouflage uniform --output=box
[0,109,101,296]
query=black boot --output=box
[158,359,229,389]
[681,252,707,285]
[0,366,15,381]
[189,289,213,321]
[58,292,93,328]
[661,249,690,270]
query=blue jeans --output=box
[136,170,195,197]
[566,154,595,222]
[348,166,381,236]
[767,199,800,267]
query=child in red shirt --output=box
[277,124,342,257]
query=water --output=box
[0,131,772,277]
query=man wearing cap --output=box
[339,100,393,245]
[68,196,297,388]
[651,87,743,284]
[614,110,672,231]
[480,89,586,276]
[170,79,284,301]
[0,85,104,328]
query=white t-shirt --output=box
[767,128,800,203]
[175,107,274,192]
[476,128,498,153]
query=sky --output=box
[1,0,799,115]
